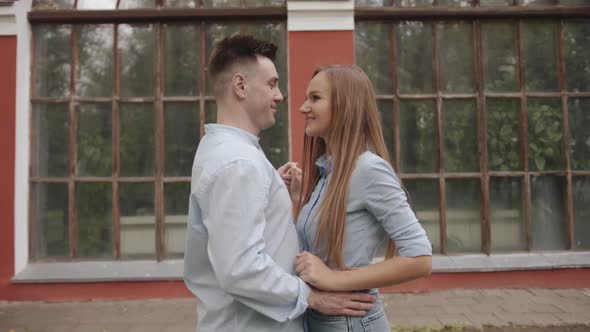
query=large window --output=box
[30,0,288,261]
[355,6,590,254]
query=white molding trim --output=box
[13,0,32,276]
[287,0,354,32]
[13,252,590,283]
[0,15,16,35]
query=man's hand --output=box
[296,251,340,291]
[307,289,375,316]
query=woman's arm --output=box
[296,154,432,292]
[296,251,431,292]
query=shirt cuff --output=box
[288,277,312,321]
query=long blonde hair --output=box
[296,65,395,269]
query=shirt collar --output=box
[315,154,333,177]
[205,124,262,150]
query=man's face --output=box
[243,56,284,133]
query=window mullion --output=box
[517,20,532,252]
[557,20,574,250]
[113,23,121,259]
[475,20,490,255]
[199,22,206,140]
[70,25,80,259]
[155,23,166,261]
[433,21,447,254]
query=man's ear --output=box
[231,73,247,99]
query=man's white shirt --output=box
[184,124,310,332]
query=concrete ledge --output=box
[12,260,184,283]
[432,251,590,273]
[12,251,590,283]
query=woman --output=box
[285,65,432,331]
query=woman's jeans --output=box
[305,290,390,332]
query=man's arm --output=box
[199,159,309,322]
[308,289,376,316]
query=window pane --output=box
[34,104,70,177]
[446,179,481,253]
[569,98,590,170]
[77,182,112,258]
[33,0,74,9]
[523,22,558,92]
[77,0,116,9]
[260,102,289,168]
[243,23,288,94]
[531,176,567,250]
[165,24,200,96]
[439,22,474,93]
[78,104,112,177]
[482,22,518,92]
[119,24,155,97]
[205,23,241,95]
[437,0,472,5]
[443,99,478,172]
[527,98,564,171]
[356,22,394,95]
[33,25,71,98]
[490,177,526,252]
[205,101,217,124]
[397,22,434,94]
[165,182,190,258]
[166,0,198,7]
[120,183,155,258]
[400,100,437,173]
[404,179,440,253]
[244,0,285,7]
[165,103,199,176]
[519,0,554,5]
[356,0,393,6]
[573,176,590,250]
[77,25,113,97]
[480,0,512,5]
[32,183,69,259]
[400,0,434,6]
[120,103,154,176]
[564,22,590,93]
[487,98,521,171]
[562,0,590,4]
[118,0,156,8]
[378,100,395,164]
[202,0,241,8]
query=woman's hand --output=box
[296,251,340,291]
[278,162,302,206]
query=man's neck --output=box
[216,105,260,137]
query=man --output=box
[183,35,375,332]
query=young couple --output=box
[184,35,432,332]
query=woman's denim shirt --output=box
[296,151,432,269]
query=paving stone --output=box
[522,313,564,325]
[1,288,589,331]
[465,313,502,327]
[435,313,472,325]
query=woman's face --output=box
[299,71,332,140]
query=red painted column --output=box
[0,36,17,298]
[288,31,355,163]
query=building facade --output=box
[1,0,589,301]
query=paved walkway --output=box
[1,288,589,332]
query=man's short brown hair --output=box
[209,35,278,97]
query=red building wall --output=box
[0,29,589,302]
